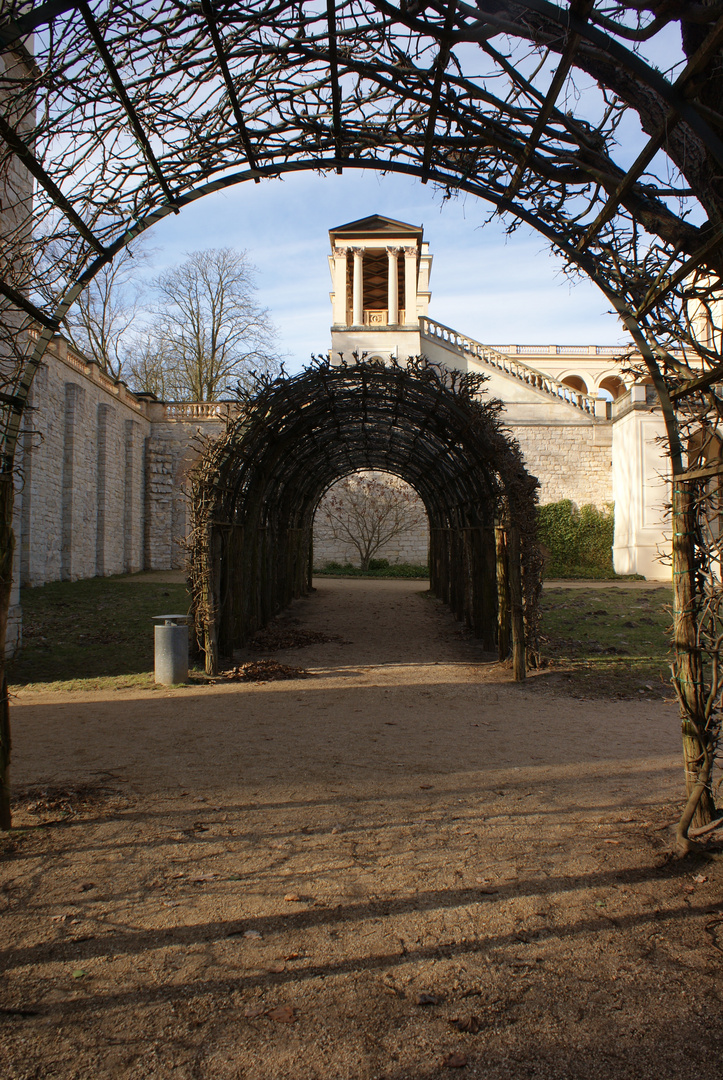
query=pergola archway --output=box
[188,359,540,677]
[1,2,723,843]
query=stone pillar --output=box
[352,247,363,325]
[387,246,399,324]
[123,419,136,573]
[95,403,113,576]
[331,246,348,325]
[61,382,85,581]
[144,435,174,570]
[403,246,418,325]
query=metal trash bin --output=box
[152,614,189,685]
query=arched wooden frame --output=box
[1,3,722,845]
[188,358,540,679]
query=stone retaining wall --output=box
[15,343,151,587]
[12,341,227,603]
[313,526,430,567]
[509,422,614,507]
[6,343,630,657]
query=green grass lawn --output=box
[7,574,674,699]
[7,576,190,691]
[538,585,673,698]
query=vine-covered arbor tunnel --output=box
[189,360,540,678]
[2,2,723,839]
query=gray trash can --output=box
[153,614,189,685]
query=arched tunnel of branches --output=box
[189,358,540,679]
[1,1,723,847]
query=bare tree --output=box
[135,248,280,401]
[315,471,427,570]
[62,242,149,381]
[125,329,172,400]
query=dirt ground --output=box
[1,578,721,1080]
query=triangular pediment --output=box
[329,214,423,242]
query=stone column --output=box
[332,246,348,325]
[403,246,418,325]
[387,246,399,324]
[95,403,113,576]
[123,419,137,573]
[61,382,85,581]
[352,247,364,325]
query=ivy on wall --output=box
[538,500,615,579]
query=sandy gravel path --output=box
[1,578,720,1080]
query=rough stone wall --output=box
[313,526,429,567]
[144,418,226,570]
[312,475,430,567]
[13,353,614,590]
[2,48,36,655]
[13,339,229,594]
[311,423,613,569]
[509,422,613,508]
[14,348,151,587]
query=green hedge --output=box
[537,500,615,579]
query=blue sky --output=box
[144,169,633,374]
[133,19,690,375]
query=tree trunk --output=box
[495,524,510,661]
[671,479,715,848]
[0,472,15,829]
[508,525,526,682]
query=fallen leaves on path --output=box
[221,660,309,682]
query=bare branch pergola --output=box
[188,358,540,678]
[1,1,722,847]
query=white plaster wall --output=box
[330,326,422,361]
[612,390,670,580]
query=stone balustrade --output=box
[420,317,602,415]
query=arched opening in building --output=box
[188,359,540,678]
[598,375,627,401]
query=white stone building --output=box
[323,215,670,579]
[7,213,673,655]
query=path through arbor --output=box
[3,1,723,842]
[188,359,539,679]
[5,576,720,1079]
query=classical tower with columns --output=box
[328,215,433,361]
[326,213,672,581]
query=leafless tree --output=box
[315,471,427,570]
[136,248,280,401]
[125,329,172,400]
[61,241,149,381]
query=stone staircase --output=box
[419,316,602,416]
